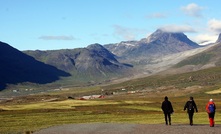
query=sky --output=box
[1,0,221,50]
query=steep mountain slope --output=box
[104,29,200,64]
[140,45,212,76]
[161,34,221,75]
[25,44,133,82]
[174,42,221,70]
[0,41,70,90]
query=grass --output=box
[102,66,221,91]
[175,53,214,67]
[205,88,221,94]
[1,93,221,134]
[0,100,121,110]
[1,109,220,132]
[2,66,221,133]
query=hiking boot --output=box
[190,121,193,126]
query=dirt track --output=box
[34,123,220,134]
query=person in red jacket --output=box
[206,99,216,127]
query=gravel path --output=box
[34,123,220,134]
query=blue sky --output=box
[1,0,221,50]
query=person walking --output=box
[161,96,174,125]
[184,96,198,126]
[206,99,216,127]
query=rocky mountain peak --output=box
[87,43,118,63]
[145,29,199,48]
[86,43,103,50]
[104,28,200,62]
[146,29,184,43]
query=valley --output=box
[2,1,221,133]
[1,63,221,133]
[1,29,221,133]
[0,84,220,133]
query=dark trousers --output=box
[209,112,215,119]
[188,112,194,125]
[164,112,171,125]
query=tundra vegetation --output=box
[1,66,221,133]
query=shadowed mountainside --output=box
[0,41,70,90]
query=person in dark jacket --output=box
[161,96,174,125]
[184,96,198,126]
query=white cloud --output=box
[112,25,147,40]
[159,24,196,33]
[189,19,221,45]
[191,34,217,45]
[208,19,221,33]
[39,35,75,40]
[181,3,203,17]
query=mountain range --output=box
[24,44,133,84]
[1,29,221,90]
[104,29,200,64]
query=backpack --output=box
[208,104,215,113]
[188,101,194,111]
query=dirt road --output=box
[34,123,220,134]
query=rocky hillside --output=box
[25,44,133,82]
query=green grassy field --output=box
[1,67,221,134]
[0,92,221,134]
